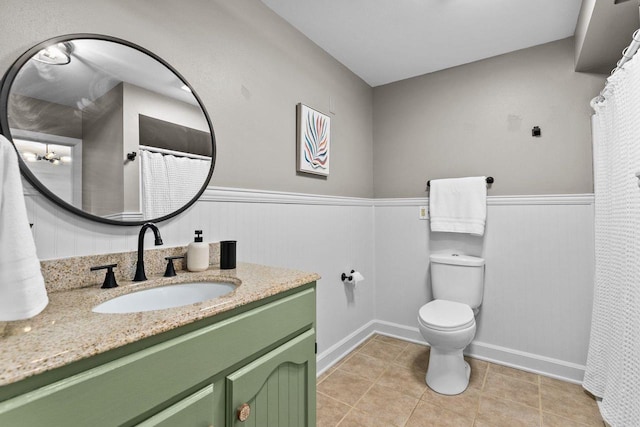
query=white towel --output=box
[429,176,487,236]
[0,135,48,320]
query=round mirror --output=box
[0,34,216,225]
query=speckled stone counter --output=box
[0,256,320,387]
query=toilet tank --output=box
[430,253,485,309]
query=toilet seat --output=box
[418,299,474,332]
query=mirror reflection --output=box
[5,37,214,223]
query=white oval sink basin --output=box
[93,282,236,314]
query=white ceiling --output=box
[261,0,584,87]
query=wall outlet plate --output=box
[419,206,428,220]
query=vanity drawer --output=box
[0,286,315,426]
[136,384,214,427]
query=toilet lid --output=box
[418,299,474,331]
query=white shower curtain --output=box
[140,149,211,219]
[584,51,640,426]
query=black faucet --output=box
[133,223,163,281]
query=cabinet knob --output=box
[237,403,251,422]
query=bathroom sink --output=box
[92,282,236,314]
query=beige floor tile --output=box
[543,411,602,427]
[336,353,388,381]
[405,400,475,427]
[317,366,337,385]
[540,377,603,426]
[394,342,430,372]
[482,369,540,408]
[465,356,488,390]
[354,383,419,427]
[475,395,541,427]
[488,363,540,384]
[376,364,428,399]
[357,339,405,363]
[373,334,410,349]
[352,335,376,352]
[540,376,586,394]
[317,369,374,406]
[333,351,358,370]
[337,408,396,427]
[317,392,351,427]
[421,385,480,419]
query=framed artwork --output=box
[297,103,330,176]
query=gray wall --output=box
[373,38,606,197]
[82,83,124,215]
[0,0,374,198]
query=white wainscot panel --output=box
[374,204,431,328]
[477,202,595,367]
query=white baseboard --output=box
[372,320,424,344]
[467,341,586,384]
[316,320,377,376]
[317,320,586,384]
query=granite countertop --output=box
[0,262,320,387]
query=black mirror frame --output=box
[0,33,216,226]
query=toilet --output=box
[418,253,485,395]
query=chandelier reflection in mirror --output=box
[21,143,72,165]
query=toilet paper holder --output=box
[341,270,356,282]
[341,270,364,284]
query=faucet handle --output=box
[90,264,118,289]
[164,256,185,277]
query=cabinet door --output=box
[226,329,316,427]
[136,384,214,427]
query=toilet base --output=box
[425,348,471,395]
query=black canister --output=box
[220,240,237,269]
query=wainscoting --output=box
[24,184,594,382]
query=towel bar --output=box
[426,176,494,189]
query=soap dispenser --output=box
[187,230,209,272]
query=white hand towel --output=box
[0,135,48,320]
[429,176,487,236]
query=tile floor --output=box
[316,334,604,427]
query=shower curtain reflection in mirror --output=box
[139,147,211,219]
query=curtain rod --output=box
[139,144,212,161]
[591,28,640,109]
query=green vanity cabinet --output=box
[0,283,316,427]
